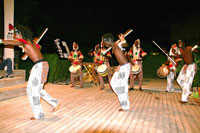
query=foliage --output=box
[193,53,200,87]
[143,53,166,78]
[18,54,71,83]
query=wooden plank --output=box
[0,83,200,133]
[168,92,186,133]
[140,91,155,132]
[154,91,164,132]
[162,92,173,132]
[126,91,149,132]
[76,92,117,132]
[36,88,101,132]
[147,91,158,133]
[131,90,153,132]
[66,94,115,132]
[117,90,144,132]
[174,92,200,133]
[165,92,179,133]
[94,91,142,133]
[172,92,193,132]
[110,90,143,132]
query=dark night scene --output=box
[0,0,200,132]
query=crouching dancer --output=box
[102,33,131,111]
[0,25,60,120]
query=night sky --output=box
[14,0,199,53]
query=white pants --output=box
[177,63,196,102]
[166,71,175,92]
[26,61,59,119]
[111,63,131,110]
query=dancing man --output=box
[68,42,84,88]
[102,33,131,111]
[128,39,147,91]
[164,43,181,92]
[177,40,198,103]
[0,25,60,120]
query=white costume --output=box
[26,60,59,119]
[166,45,181,92]
[177,63,197,102]
[111,63,131,110]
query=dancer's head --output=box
[14,25,33,42]
[134,39,140,48]
[73,42,79,51]
[178,39,185,48]
[101,33,115,47]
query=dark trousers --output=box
[0,58,12,75]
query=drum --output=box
[97,64,108,77]
[132,64,141,75]
[69,65,81,77]
[157,64,170,78]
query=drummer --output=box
[68,42,84,88]
[97,41,112,90]
[89,44,100,83]
[163,42,181,92]
[128,39,147,91]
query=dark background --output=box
[12,0,200,55]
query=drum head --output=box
[97,64,108,77]
[69,65,81,72]
[163,67,169,74]
[97,64,107,73]
[157,65,170,78]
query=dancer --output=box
[128,39,147,91]
[177,40,198,103]
[102,33,131,111]
[164,43,181,92]
[96,42,112,90]
[68,42,84,88]
[0,25,60,120]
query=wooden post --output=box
[4,0,14,69]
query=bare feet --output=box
[129,88,134,91]
[30,117,37,120]
[118,108,124,111]
[53,102,61,112]
[100,87,104,90]
[180,101,188,104]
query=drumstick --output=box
[102,47,112,55]
[104,29,133,55]
[152,41,176,65]
[124,29,133,37]
[36,28,48,44]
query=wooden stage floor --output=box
[0,82,200,133]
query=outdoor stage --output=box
[0,79,200,133]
